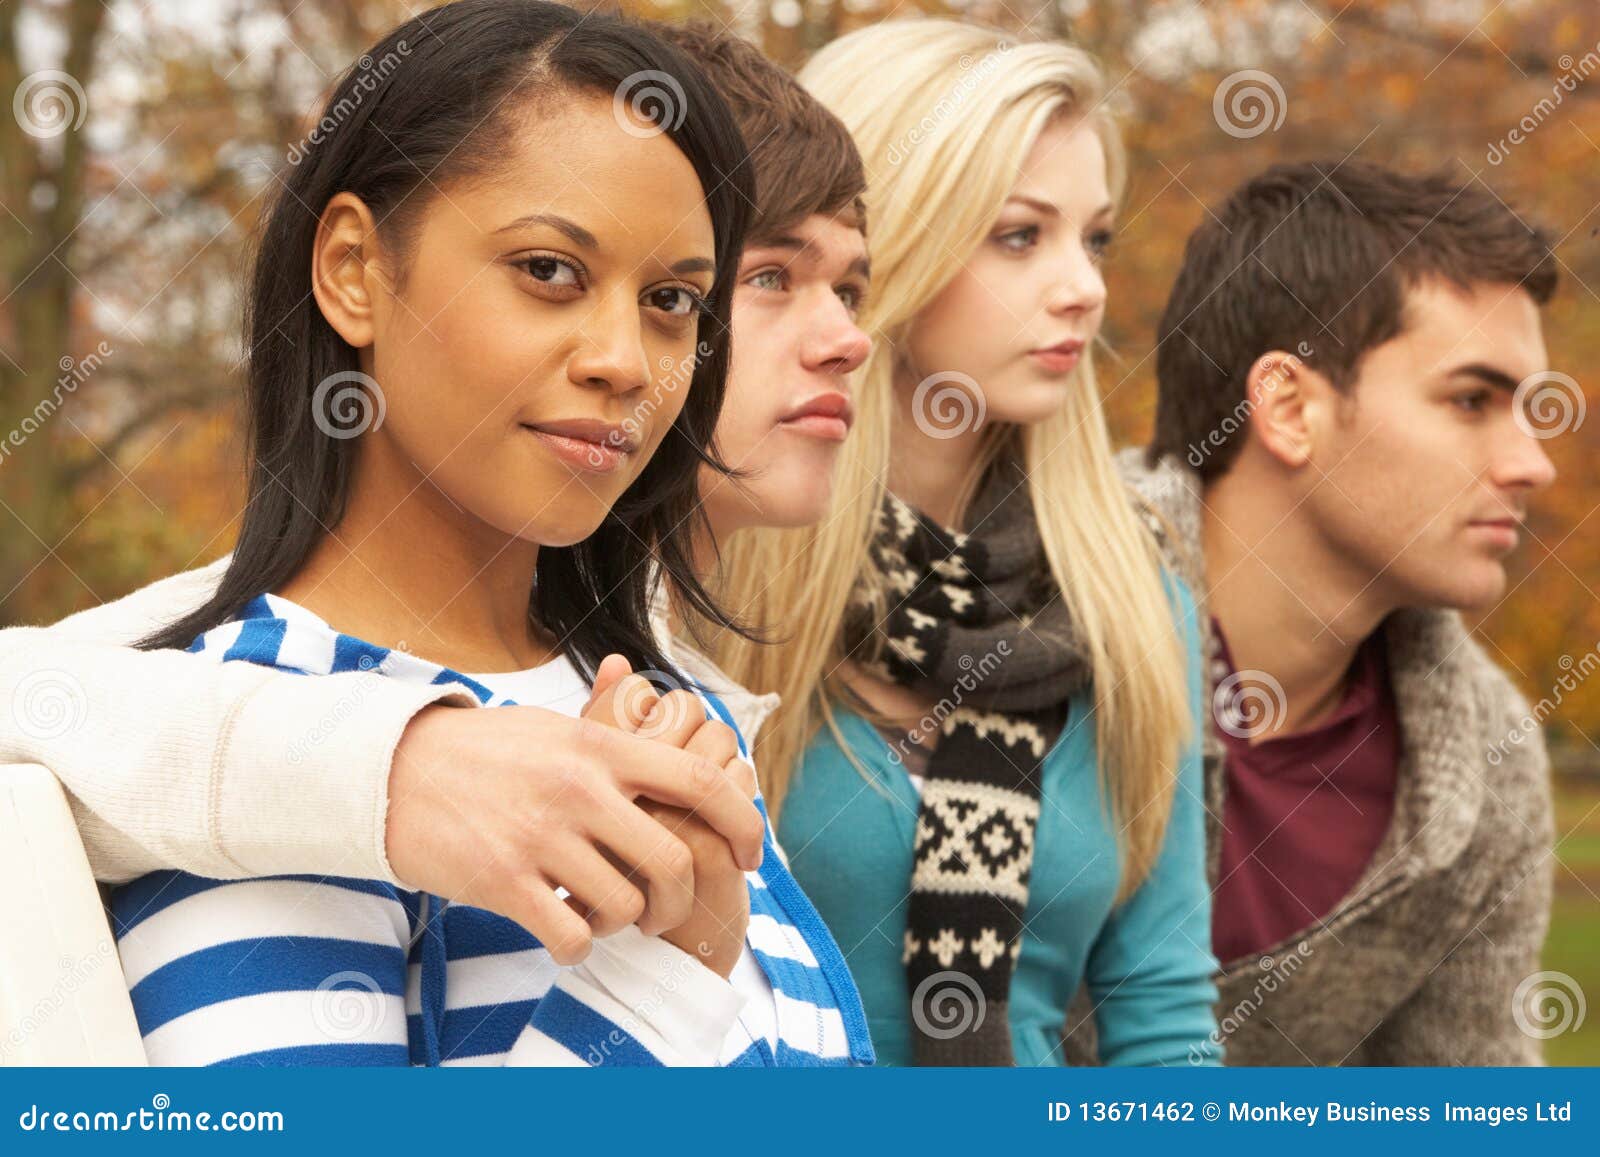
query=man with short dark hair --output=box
[1124,159,1561,1064]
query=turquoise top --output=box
[777,575,1222,1066]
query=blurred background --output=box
[1,0,1595,1061]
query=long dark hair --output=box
[138,0,755,682]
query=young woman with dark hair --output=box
[107,0,871,1068]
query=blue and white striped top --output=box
[109,593,874,1067]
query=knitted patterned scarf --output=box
[842,456,1093,1065]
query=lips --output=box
[520,418,640,474]
[1467,515,1524,552]
[777,391,853,442]
[1030,338,1086,374]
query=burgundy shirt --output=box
[1210,618,1402,965]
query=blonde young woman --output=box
[710,20,1222,1066]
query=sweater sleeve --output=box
[507,925,746,1066]
[1364,676,1555,1066]
[0,563,471,885]
[1082,576,1223,1066]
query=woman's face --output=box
[346,92,718,548]
[698,212,872,536]
[902,115,1113,427]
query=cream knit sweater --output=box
[0,556,778,887]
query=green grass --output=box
[1543,775,1599,1065]
[1540,895,1599,1066]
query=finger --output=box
[585,671,660,732]
[683,718,740,772]
[504,880,594,966]
[636,689,709,747]
[722,753,759,802]
[586,801,696,935]
[554,840,649,939]
[586,654,632,709]
[611,673,666,731]
[605,733,765,871]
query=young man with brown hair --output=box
[1119,159,1560,1064]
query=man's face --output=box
[697,211,872,536]
[1302,277,1558,612]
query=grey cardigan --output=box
[1076,448,1556,1066]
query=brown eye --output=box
[520,255,581,288]
[644,286,704,317]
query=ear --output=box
[311,192,386,350]
[1245,348,1327,470]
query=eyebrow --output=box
[1004,194,1116,221]
[495,212,598,249]
[1445,362,1521,393]
[754,233,871,280]
[495,212,714,279]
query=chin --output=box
[992,383,1076,426]
[492,507,609,549]
[1414,561,1509,612]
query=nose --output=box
[802,292,871,377]
[1492,425,1559,495]
[565,294,651,395]
[1044,242,1107,318]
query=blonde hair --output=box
[708,19,1191,900]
